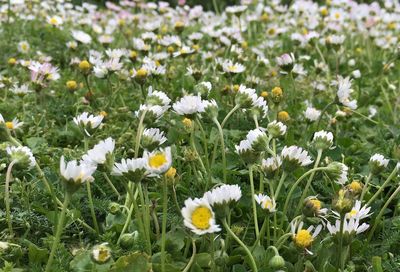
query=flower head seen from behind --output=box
[60,156,97,194]
[281,145,313,171]
[73,112,104,136]
[82,137,115,168]
[181,197,221,235]
[111,158,147,181]
[6,146,36,169]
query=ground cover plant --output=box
[1,0,400,271]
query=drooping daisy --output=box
[304,107,321,122]
[204,184,242,207]
[290,219,322,254]
[254,193,276,213]
[73,112,104,136]
[82,137,115,166]
[181,197,221,235]
[60,156,96,193]
[267,120,287,137]
[327,162,348,185]
[143,147,172,176]
[281,146,313,170]
[71,30,92,44]
[336,76,357,109]
[111,158,147,181]
[6,146,36,169]
[276,53,295,72]
[312,130,334,150]
[369,153,389,174]
[172,95,204,116]
[142,128,167,150]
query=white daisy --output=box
[204,184,242,206]
[143,147,172,176]
[254,193,276,212]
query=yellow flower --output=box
[261,91,268,98]
[66,80,78,91]
[79,60,91,72]
[135,68,148,78]
[5,122,14,129]
[165,167,177,179]
[294,229,313,248]
[8,58,17,65]
[320,7,328,17]
[348,180,362,194]
[278,111,290,122]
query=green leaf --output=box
[110,252,150,272]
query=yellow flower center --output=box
[348,209,357,218]
[98,248,109,262]
[294,229,313,248]
[309,199,321,210]
[263,200,273,210]
[165,167,176,179]
[149,153,167,169]
[267,28,276,35]
[136,68,148,78]
[49,17,58,25]
[334,12,341,19]
[191,206,212,230]
[182,118,192,128]
[5,122,14,129]
[21,44,28,50]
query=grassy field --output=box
[0,0,400,271]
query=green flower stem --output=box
[253,114,259,128]
[275,233,292,249]
[221,104,241,128]
[196,119,212,185]
[134,109,147,158]
[274,172,288,200]
[5,160,16,236]
[222,218,258,272]
[360,173,373,202]
[102,172,121,198]
[368,184,400,242]
[252,216,269,249]
[249,165,260,244]
[338,214,345,271]
[294,149,323,215]
[190,126,207,175]
[86,182,100,235]
[213,118,227,183]
[367,167,398,206]
[316,102,336,130]
[9,136,61,207]
[182,239,196,272]
[172,184,181,213]
[161,178,168,272]
[45,192,71,272]
[281,167,329,227]
[210,233,216,271]
[138,182,152,255]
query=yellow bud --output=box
[260,13,269,22]
[320,7,328,17]
[129,50,137,60]
[167,46,175,54]
[118,19,125,26]
[355,47,363,54]
[272,86,283,97]
[192,44,200,51]
[66,80,78,90]
[233,84,240,92]
[241,41,248,49]
[261,91,269,98]
[5,121,14,129]
[165,167,177,179]
[174,21,185,32]
[79,60,91,72]
[348,180,362,194]
[182,118,192,129]
[388,22,396,30]
[8,58,17,65]
[161,25,168,34]
[277,111,290,122]
[136,68,148,78]
[100,111,107,117]
[270,70,278,77]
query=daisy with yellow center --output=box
[291,219,322,254]
[144,147,172,175]
[2,117,23,131]
[181,197,221,235]
[254,193,276,213]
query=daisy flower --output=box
[369,153,389,174]
[313,130,334,150]
[60,156,96,193]
[172,95,204,116]
[336,76,357,109]
[91,243,112,264]
[344,200,372,220]
[281,146,313,170]
[71,30,92,44]
[111,158,147,180]
[267,120,287,137]
[327,217,369,236]
[82,137,115,166]
[290,219,322,254]
[222,60,246,74]
[181,197,221,235]
[204,184,242,207]
[143,147,172,176]
[142,128,167,150]
[73,112,104,136]
[304,107,321,122]
[6,146,36,169]
[254,193,276,213]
